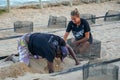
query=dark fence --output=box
[0,14,119,41]
[0,14,120,31]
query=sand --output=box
[29,57,76,73]
[0,1,119,56]
[4,60,88,80]
[0,62,33,80]
[0,1,119,29]
[0,1,120,80]
[4,71,83,80]
[87,75,113,80]
[0,56,82,79]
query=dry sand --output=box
[0,1,119,56]
[0,57,80,79]
[0,63,33,80]
[0,1,120,80]
[0,1,119,29]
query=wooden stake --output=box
[39,0,43,9]
[70,0,73,7]
[7,0,10,12]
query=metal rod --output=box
[0,35,22,40]
[0,29,65,40]
[0,28,13,31]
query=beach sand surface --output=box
[0,1,119,80]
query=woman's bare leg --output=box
[79,41,90,53]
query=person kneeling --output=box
[64,8,93,54]
[18,33,79,73]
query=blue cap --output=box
[61,46,69,61]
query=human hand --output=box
[72,41,79,46]
[71,38,75,42]
[75,61,80,65]
[71,38,79,46]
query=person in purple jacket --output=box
[18,33,79,73]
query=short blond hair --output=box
[71,8,80,17]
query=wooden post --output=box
[38,0,43,9]
[7,0,10,12]
[70,0,72,7]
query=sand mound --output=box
[29,57,75,73]
[0,57,75,79]
[0,62,33,79]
